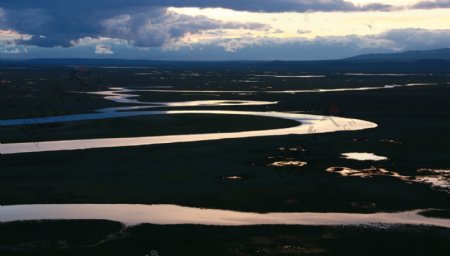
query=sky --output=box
[0,0,450,60]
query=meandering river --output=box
[0,204,449,227]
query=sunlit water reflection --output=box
[1,85,377,154]
[0,110,376,154]
[132,83,435,94]
[0,204,448,228]
[341,152,388,161]
[268,161,308,167]
[327,167,450,193]
[85,88,278,106]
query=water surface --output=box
[0,110,376,154]
[341,152,388,161]
[1,204,449,228]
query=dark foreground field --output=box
[1,64,449,255]
[1,220,450,256]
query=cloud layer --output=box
[413,0,450,9]
[0,4,269,49]
[1,1,449,48]
[0,1,450,59]
[0,1,388,14]
[186,29,450,59]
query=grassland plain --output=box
[1,66,449,255]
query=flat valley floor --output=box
[0,65,449,255]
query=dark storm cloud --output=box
[101,10,269,48]
[0,0,392,13]
[1,1,448,51]
[413,0,450,9]
[0,0,399,48]
[0,3,269,48]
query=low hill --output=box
[347,48,450,62]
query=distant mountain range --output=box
[1,48,450,73]
[347,48,450,61]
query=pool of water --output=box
[341,152,388,161]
